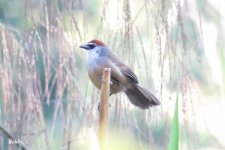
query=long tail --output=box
[125,85,160,109]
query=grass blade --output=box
[168,93,179,150]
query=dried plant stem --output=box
[98,68,111,150]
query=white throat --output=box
[86,46,101,61]
[86,46,102,69]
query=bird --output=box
[79,39,160,109]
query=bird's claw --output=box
[98,102,111,111]
[100,76,113,85]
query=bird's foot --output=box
[98,102,111,111]
[100,76,113,85]
[109,80,113,85]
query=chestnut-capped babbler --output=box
[79,39,160,109]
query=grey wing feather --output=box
[120,66,139,83]
[109,53,139,84]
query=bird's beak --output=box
[79,44,89,50]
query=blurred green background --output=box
[0,0,224,150]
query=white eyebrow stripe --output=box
[88,43,97,46]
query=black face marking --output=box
[79,43,97,50]
[86,43,97,50]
